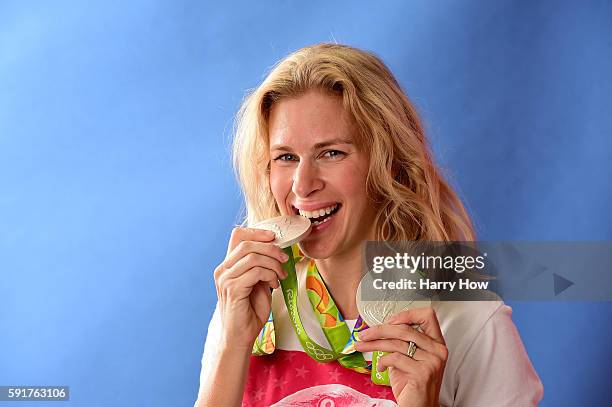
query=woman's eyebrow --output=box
[270,138,353,151]
[313,138,353,149]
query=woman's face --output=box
[268,89,378,259]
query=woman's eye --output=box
[322,150,346,159]
[273,153,298,162]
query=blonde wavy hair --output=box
[232,43,475,241]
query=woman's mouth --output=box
[294,204,341,227]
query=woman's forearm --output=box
[195,344,251,407]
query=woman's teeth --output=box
[312,217,332,226]
[297,204,339,225]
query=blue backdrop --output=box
[1,1,611,405]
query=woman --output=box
[195,43,543,406]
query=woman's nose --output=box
[292,160,323,198]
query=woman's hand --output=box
[354,307,448,407]
[214,227,288,350]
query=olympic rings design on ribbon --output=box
[305,341,335,361]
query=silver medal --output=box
[252,215,312,248]
[356,272,431,327]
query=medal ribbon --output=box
[252,244,390,385]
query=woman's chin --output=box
[297,240,336,260]
[297,211,345,259]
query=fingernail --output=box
[280,253,289,262]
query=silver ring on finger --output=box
[406,341,417,359]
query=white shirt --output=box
[197,262,544,406]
